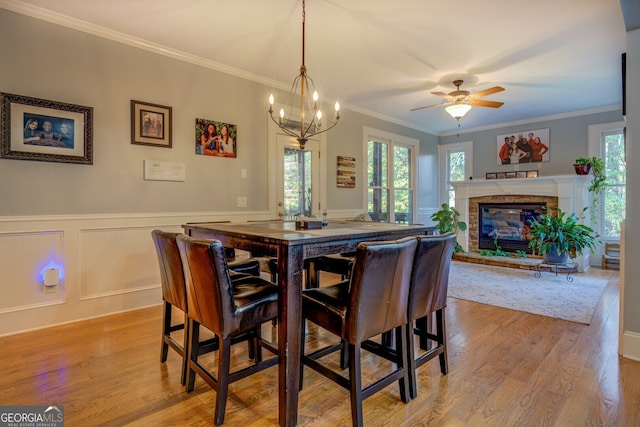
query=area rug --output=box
[447,261,608,324]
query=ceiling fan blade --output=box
[410,102,450,112]
[431,91,455,100]
[470,99,504,108]
[470,86,505,98]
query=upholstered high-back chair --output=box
[176,234,278,426]
[300,236,417,427]
[405,232,456,398]
[152,230,190,385]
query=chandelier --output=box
[268,0,340,149]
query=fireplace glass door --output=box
[479,203,546,253]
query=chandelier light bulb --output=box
[269,94,275,105]
[313,91,319,102]
[317,110,322,120]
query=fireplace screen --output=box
[479,202,546,253]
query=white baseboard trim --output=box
[622,331,640,362]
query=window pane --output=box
[394,146,411,222]
[368,140,387,187]
[394,189,412,223]
[449,151,465,182]
[284,148,312,218]
[604,185,625,237]
[368,188,389,222]
[603,130,625,238]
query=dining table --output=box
[183,219,435,426]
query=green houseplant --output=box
[430,203,467,253]
[574,156,606,223]
[527,207,600,263]
[574,156,606,194]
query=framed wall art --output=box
[496,128,550,165]
[131,100,172,148]
[337,155,356,188]
[1,92,93,164]
[195,118,237,158]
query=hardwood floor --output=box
[1,268,638,426]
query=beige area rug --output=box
[448,261,608,324]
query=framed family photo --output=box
[195,118,237,158]
[1,92,93,164]
[496,128,550,165]
[131,100,172,148]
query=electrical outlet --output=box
[237,196,247,208]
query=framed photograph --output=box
[496,128,550,165]
[506,171,516,179]
[195,118,237,158]
[516,171,527,178]
[526,170,539,178]
[486,172,497,180]
[1,92,92,164]
[337,155,356,188]
[131,100,172,148]
[497,172,507,179]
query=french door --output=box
[275,134,320,219]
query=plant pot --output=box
[543,248,569,264]
[573,164,591,175]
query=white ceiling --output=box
[2,0,628,135]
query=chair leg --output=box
[214,337,233,426]
[348,342,364,427]
[186,319,200,393]
[180,312,189,386]
[160,301,171,362]
[436,309,449,375]
[395,324,410,404]
[406,320,418,399]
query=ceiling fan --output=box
[411,79,505,124]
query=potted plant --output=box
[527,207,600,263]
[430,203,467,253]
[574,156,607,194]
[574,156,606,223]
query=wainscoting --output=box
[0,211,273,336]
[0,208,433,337]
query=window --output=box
[602,129,626,238]
[364,128,418,223]
[439,141,473,207]
[588,122,626,243]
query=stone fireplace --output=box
[451,175,591,271]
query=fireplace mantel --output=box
[451,174,592,270]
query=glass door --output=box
[276,134,320,219]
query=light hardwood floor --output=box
[1,267,638,426]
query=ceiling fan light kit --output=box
[411,79,505,127]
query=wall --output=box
[439,110,624,179]
[622,27,640,360]
[0,10,440,335]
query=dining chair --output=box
[299,237,417,427]
[176,234,278,426]
[405,232,456,399]
[152,230,191,386]
[152,230,266,386]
